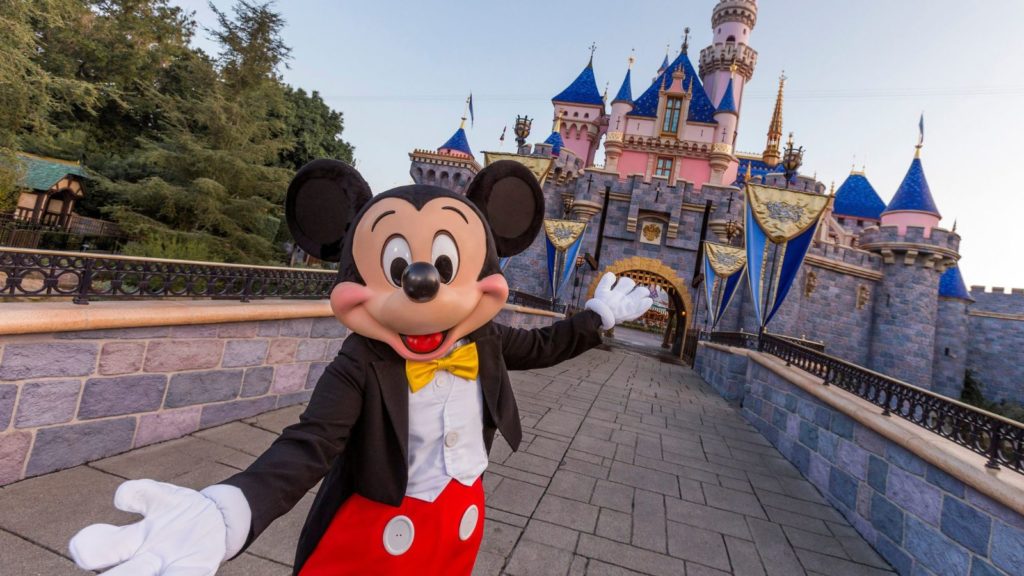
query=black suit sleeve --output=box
[220,338,366,547]
[497,309,604,371]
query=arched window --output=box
[662,97,683,134]
[727,35,736,43]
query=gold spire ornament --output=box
[762,71,786,166]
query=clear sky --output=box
[173,0,1024,289]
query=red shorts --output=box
[300,478,485,576]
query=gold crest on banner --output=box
[543,219,587,251]
[704,241,746,277]
[483,152,554,186]
[745,183,829,243]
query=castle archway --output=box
[587,256,694,357]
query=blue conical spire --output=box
[552,60,604,106]
[884,150,940,216]
[613,68,632,103]
[715,79,737,114]
[834,170,886,220]
[939,266,973,301]
[438,121,473,157]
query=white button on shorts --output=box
[459,505,479,541]
[445,431,459,447]
[383,515,415,555]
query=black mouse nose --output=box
[402,262,440,303]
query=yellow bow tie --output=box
[405,342,479,393]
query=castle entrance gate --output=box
[587,257,694,360]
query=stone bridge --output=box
[0,301,1021,575]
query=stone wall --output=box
[966,287,1024,405]
[933,298,970,399]
[0,301,560,487]
[0,316,347,486]
[695,343,1024,576]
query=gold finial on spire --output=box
[588,42,597,67]
[459,116,466,129]
[628,48,635,69]
[829,180,836,196]
[745,162,752,181]
[682,26,690,54]
[603,81,609,102]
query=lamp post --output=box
[782,132,804,183]
[514,115,532,149]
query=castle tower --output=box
[551,53,608,167]
[605,55,635,174]
[933,266,973,398]
[408,117,480,193]
[860,145,959,388]
[833,167,886,235]
[761,73,785,166]
[699,0,758,125]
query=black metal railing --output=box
[706,330,760,349]
[708,330,1024,475]
[507,289,566,314]
[0,247,337,304]
[0,247,575,314]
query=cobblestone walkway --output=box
[0,346,894,575]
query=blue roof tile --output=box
[884,156,940,216]
[613,68,632,103]
[627,52,716,123]
[552,63,604,107]
[716,79,737,114]
[834,172,886,220]
[939,266,973,301]
[543,130,563,156]
[659,54,670,72]
[439,127,473,157]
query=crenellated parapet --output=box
[699,42,758,81]
[859,225,960,269]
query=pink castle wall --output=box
[679,158,711,188]
[879,212,941,237]
[617,151,649,179]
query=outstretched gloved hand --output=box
[584,272,654,330]
[69,479,250,576]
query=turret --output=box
[833,167,886,235]
[880,145,941,236]
[933,266,973,398]
[700,1,758,125]
[708,77,738,184]
[655,65,693,143]
[551,51,608,167]
[860,145,959,388]
[409,116,480,192]
[606,55,635,175]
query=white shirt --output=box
[405,345,488,502]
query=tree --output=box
[279,87,355,170]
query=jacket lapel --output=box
[472,333,503,428]
[369,346,409,465]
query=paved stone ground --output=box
[0,346,894,575]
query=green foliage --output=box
[960,370,1024,425]
[0,0,355,264]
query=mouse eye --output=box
[432,232,459,284]
[381,235,411,288]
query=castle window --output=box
[655,157,674,179]
[727,35,736,43]
[662,97,683,134]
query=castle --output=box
[407,0,1023,405]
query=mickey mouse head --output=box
[287,160,544,361]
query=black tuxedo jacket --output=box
[222,310,604,573]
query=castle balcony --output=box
[620,135,713,159]
[859,224,961,268]
[699,42,758,79]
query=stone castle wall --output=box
[966,287,1024,404]
[697,343,1024,576]
[0,316,346,486]
[0,301,559,487]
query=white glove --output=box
[585,272,654,330]
[69,480,251,576]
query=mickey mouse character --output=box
[69,160,652,576]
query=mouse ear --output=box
[286,159,372,262]
[465,160,545,258]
